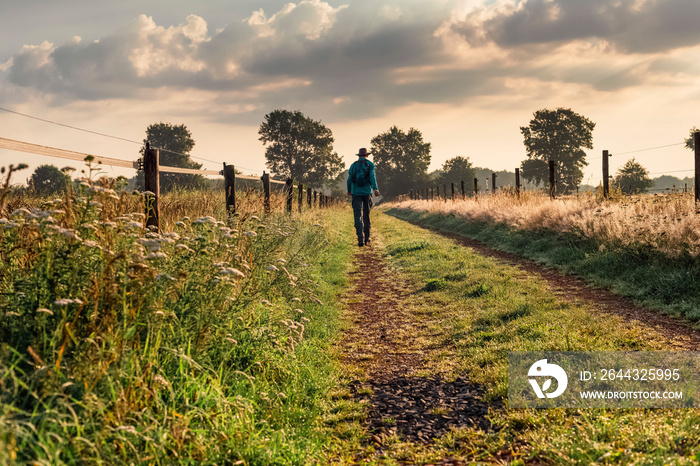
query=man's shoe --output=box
[358,240,364,247]
[364,238,370,246]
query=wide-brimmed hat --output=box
[357,148,371,156]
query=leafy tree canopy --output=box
[520,107,595,194]
[437,156,476,193]
[139,122,205,191]
[259,109,344,188]
[370,126,431,199]
[31,165,70,195]
[614,158,654,194]
[685,126,698,151]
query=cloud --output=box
[447,0,700,53]
[3,0,700,125]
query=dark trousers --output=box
[352,195,371,242]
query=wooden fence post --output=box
[307,187,312,208]
[695,132,700,208]
[144,145,160,232]
[262,171,271,215]
[549,160,556,199]
[492,173,497,193]
[298,183,303,213]
[515,168,521,198]
[443,184,447,202]
[451,182,455,201]
[474,178,478,198]
[430,187,434,200]
[223,162,236,216]
[285,178,293,213]
[461,180,465,199]
[314,190,317,208]
[603,150,610,199]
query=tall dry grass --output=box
[393,191,700,257]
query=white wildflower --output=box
[291,298,301,303]
[127,221,143,229]
[10,208,31,217]
[89,201,102,207]
[53,299,75,306]
[37,308,54,316]
[155,273,175,281]
[276,258,287,264]
[175,243,193,253]
[142,191,156,197]
[137,239,161,251]
[175,221,186,227]
[266,265,279,272]
[82,240,101,249]
[60,228,82,241]
[220,268,245,278]
[147,252,167,260]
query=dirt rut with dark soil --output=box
[340,242,494,449]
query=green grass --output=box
[0,180,356,465]
[370,211,700,465]
[385,207,700,322]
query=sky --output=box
[1,0,700,188]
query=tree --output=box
[139,123,206,192]
[520,108,595,194]
[614,158,654,194]
[258,109,344,188]
[370,126,431,199]
[685,126,698,151]
[31,165,70,195]
[437,156,476,194]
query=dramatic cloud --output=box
[3,0,700,125]
[447,0,700,53]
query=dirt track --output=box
[340,241,495,454]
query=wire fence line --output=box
[0,106,270,176]
[0,136,280,184]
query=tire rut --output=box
[339,239,496,451]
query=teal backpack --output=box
[351,160,371,188]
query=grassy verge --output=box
[385,206,700,322]
[371,211,700,464]
[0,181,355,465]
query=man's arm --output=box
[347,163,353,195]
[369,163,380,196]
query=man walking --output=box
[347,148,380,247]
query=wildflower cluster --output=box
[0,175,338,463]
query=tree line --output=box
[24,109,700,198]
